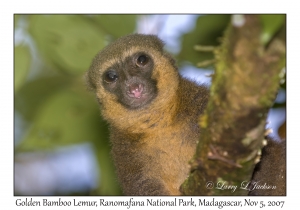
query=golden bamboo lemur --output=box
[86,34,285,196]
[249,137,286,196]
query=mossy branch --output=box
[180,15,286,195]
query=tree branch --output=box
[180,14,286,195]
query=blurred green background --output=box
[14,14,286,195]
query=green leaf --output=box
[14,14,22,28]
[28,15,106,75]
[16,77,122,195]
[16,83,105,150]
[91,15,137,39]
[178,15,231,68]
[15,76,71,121]
[259,14,285,45]
[14,45,31,91]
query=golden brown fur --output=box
[86,34,285,196]
[87,34,208,195]
[108,78,209,195]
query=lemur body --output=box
[86,34,285,195]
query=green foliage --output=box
[28,15,106,75]
[17,82,103,150]
[15,76,70,121]
[15,14,138,195]
[92,15,138,39]
[14,45,31,91]
[178,15,230,68]
[15,76,122,195]
[14,14,21,29]
[259,14,286,45]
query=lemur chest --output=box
[141,125,198,194]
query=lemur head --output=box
[86,34,180,129]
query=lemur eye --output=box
[104,70,118,83]
[136,54,149,66]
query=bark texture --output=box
[180,15,286,195]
